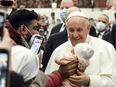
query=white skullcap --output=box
[74,43,94,60]
[66,11,88,22]
[11,46,39,82]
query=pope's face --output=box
[67,17,90,46]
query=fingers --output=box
[76,69,82,76]
[67,59,78,65]
[70,82,78,87]
[66,60,78,75]
[66,59,78,70]
[69,77,81,85]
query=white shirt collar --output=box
[60,23,65,32]
[96,30,106,39]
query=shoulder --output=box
[52,23,63,29]
[11,45,38,61]
[12,46,33,54]
[90,36,114,48]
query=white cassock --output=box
[45,34,116,87]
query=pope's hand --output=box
[58,59,78,79]
[69,69,90,86]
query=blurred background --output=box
[1,0,116,38]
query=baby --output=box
[55,43,94,87]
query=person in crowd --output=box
[90,0,95,12]
[6,9,40,87]
[42,6,80,72]
[89,14,110,39]
[56,18,61,25]
[88,18,96,28]
[0,29,24,87]
[19,5,25,9]
[50,0,77,35]
[51,10,55,24]
[46,11,116,87]
[4,9,78,87]
[0,0,18,20]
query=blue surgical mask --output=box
[60,9,67,22]
[57,21,60,24]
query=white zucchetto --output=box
[66,11,88,23]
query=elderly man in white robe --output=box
[45,11,116,87]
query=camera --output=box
[0,49,9,87]
[0,10,6,42]
[1,0,13,6]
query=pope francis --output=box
[45,11,116,87]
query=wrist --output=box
[58,68,63,78]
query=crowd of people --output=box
[0,0,116,87]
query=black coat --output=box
[103,23,116,50]
[50,23,63,35]
[42,28,68,71]
[10,72,24,87]
[89,26,98,37]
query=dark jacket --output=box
[42,28,68,71]
[103,23,116,50]
[50,23,63,35]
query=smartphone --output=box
[1,0,13,6]
[0,49,9,87]
[30,36,44,55]
[0,11,6,42]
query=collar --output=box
[6,21,22,45]
[96,30,106,39]
[85,34,90,43]
[60,23,65,32]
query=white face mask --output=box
[24,26,33,43]
[25,26,33,36]
[96,22,106,32]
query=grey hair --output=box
[99,14,109,23]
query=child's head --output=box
[74,43,94,60]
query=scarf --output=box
[6,21,22,45]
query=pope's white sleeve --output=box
[89,75,115,87]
